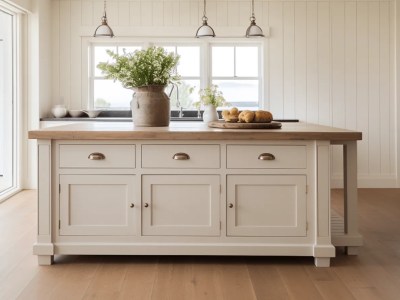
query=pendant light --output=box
[195,0,215,38]
[93,0,114,38]
[246,0,264,38]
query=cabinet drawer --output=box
[142,145,220,168]
[227,145,306,169]
[59,144,135,168]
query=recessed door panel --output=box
[227,175,307,237]
[59,175,136,236]
[142,175,220,236]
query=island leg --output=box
[33,140,55,264]
[343,141,361,255]
[38,255,54,266]
[314,257,330,267]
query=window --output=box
[91,45,142,109]
[211,45,260,109]
[90,41,263,110]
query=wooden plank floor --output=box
[1,189,400,300]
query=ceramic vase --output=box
[202,104,218,123]
[131,85,170,127]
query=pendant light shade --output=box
[195,0,215,38]
[246,0,264,38]
[94,1,114,38]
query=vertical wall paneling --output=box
[344,2,357,131]
[107,1,118,28]
[207,1,217,27]
[379,2,391,175]
[70,1,82,110]
[129,1,141,26]
[141,1,153,26]
[306,2,318,124]
[254,1,264,27]
[317,2,331,126]
[239,1,251,26]
[118,2,131,27]
[294,2,307,122]
[59,0,71,109]
[81,1,93,26]
[93,1,103,27]
[180,2,190,27]
[190,2,199,27]
[172,2,180,27]
[331,2,345,178]
[269,2,284,118]
[153,2,164,27]
[356,2,370,175]
[163,2,173,27]
[227,2,240,27]
[51,0,60,115]
[262,1,269,110]
[283,3,295,119]
[50,0,397,187]
[216,2,227,27]
[390,0,397,179]
[368,2,381,175]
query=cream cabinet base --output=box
[33,139,346,267]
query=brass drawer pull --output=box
[258,153,275,161]
[88,152,106,160]
[173,152,190,160]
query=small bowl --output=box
[83,110,102,118]
[68,110,84,118]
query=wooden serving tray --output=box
[208,120,282,129]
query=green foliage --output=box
[94,98,111,108]
[97,46,180,88]
[194,85,229,108]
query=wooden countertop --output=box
[28,121,362,141]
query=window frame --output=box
[87,38,264,110]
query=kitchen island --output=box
[29,122,362,267]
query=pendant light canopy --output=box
[246,0,264,38]
[195,0,215,38]
[94,0,114,38]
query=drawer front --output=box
[59,144,135,168]
[227,145,306,169]
[142,144,220,168]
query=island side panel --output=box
[33,139,54,265]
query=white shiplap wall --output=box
[52,0,397,187]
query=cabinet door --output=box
[59,175,136,236]
[142,175,220,236]
[227,175,306,237]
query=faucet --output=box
[169,83,183,118]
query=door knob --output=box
[228,203,234,208]
[144,203,149,208]
[130,203,134,208]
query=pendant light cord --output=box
[203,0,206,18]
[250,0,255,21]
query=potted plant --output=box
[194,85,229,123]
[97,46,180,126]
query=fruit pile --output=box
[221,107,273,123]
